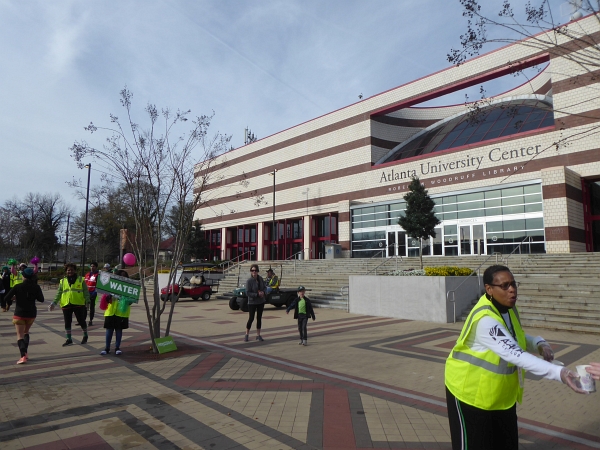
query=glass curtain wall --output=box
[351,183,545,257]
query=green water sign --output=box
[155,336,177,354]
[96,272,141,300]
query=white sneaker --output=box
[298,340,303,345]
[302,340,307,346]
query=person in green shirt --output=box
[286,286,316,346]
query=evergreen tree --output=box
[186,220,208,262]
[398,177,440,269]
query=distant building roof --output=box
[159,237,176,251]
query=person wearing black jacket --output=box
[286,286,316,346]
[0,266,10,312]
[244,264,266,342]
[4,268,44,364]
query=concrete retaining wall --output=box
[349,276,482,323]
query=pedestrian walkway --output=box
[0,290,599,449]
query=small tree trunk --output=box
[164,296,177,336]
[419,238,423,270]
[141,282,158,353]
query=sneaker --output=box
[81,336,88,345]
[244,334,249,342]
[298,340,303,345]
[256,336,264,342]
[115,349,122,355]
[88,321,93,327]
[17,356,27,364]
[1,307,6,312]
[302,340,307,346]
[24,353,28,362]
[62,339,73,347]
[100,349,110,355]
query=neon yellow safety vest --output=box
[445,294,527,410]
[10,272,23,288]
[58,277,86,307]
[104,297,131,318]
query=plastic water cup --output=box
[576,365,596,393]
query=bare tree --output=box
[2,193,71,262]
[70,87,230,352]
[449,1,600,162]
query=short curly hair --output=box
[483,265,511,285]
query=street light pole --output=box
[301,188,309,216]
[81,163,91,276]
[270,169,277,260]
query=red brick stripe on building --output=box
[199,147,600,227]
[542,183,582,202]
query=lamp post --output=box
[269,169,277,260]
[301,188,310,216]
[81,163,91,276]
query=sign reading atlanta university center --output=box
[96,272,141,300]
[379,143,543,183]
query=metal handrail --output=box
[505,236,533,268]
[446,252,503,324]
[366,247,404,275]
[340,285,349,312]
[292,248,312,276]
[220,251,254,274]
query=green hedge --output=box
[424,266,474,276]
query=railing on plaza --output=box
[504,236,534,268]
[289,248,312,276]
[366,248,403,275]
[219,251,254,275]
[340,285,349,312]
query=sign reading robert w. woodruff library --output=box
[96,272,141,300]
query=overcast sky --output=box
[0,0,569,211]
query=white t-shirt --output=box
[467,312,562,382]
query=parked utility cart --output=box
[160,263,220,302]
[228,286,299,312]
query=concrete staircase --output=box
[215,253,600,334]
[456,253,600,334]
[216,255,500,310]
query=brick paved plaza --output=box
[1,290,599,449]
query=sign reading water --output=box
[96,272,141,300]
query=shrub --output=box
[424,266,474,276]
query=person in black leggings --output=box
[244,264,266,342]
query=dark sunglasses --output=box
[250,269,258,272]
[489,281,519,290]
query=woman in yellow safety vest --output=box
[100,270,132,356]
[444,265,587,450]
[51,263,90,346]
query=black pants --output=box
[297,315,308,340]
[0,291,5,309]
[246,303,264,330]
[88,293,97,321]
[446,386,518,450]
[63,306,88,331]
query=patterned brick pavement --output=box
[0,291,599,449]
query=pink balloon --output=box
[123,253,136,266]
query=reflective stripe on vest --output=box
[59,277,86,307]
[445,294,526,410]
